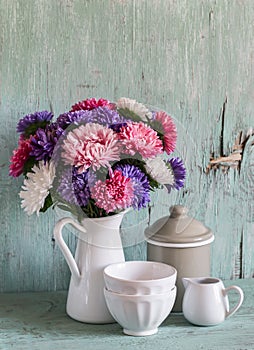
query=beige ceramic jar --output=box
[145,205,214,312]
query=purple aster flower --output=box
[166,157,186,193]
[90,107,128,126]
[17,111,53,136]
[57,167,96,207]
[57,168,78,205]
[114,163,150,209]
[56,110,93,130]
[30,122,64,162]
[151,111,157,120]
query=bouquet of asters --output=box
[9,97,186,219]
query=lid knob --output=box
[170,205,188,218]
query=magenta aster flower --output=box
[153,111,177,155]
[166,157,186,193]
[91,169,134,213]
[118,122,163,158]
[71,98,110,112]
[9,136,33,177]
[61,123,120,172]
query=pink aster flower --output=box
[61,123,120,172]
[9,136,32,177]
[71,98,110,112]
[154,111,177,155]
[118,122,163,158]
[91,169,134,213]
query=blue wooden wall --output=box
[0,0,254,292]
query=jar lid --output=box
[145,205,214,248]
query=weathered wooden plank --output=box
[0,0,254,292]
[0,279,253,350]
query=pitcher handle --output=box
[54,217,87,284]
[224,285,244,318]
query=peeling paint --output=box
[207,128,254,173]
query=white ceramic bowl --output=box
[104,261,177,295]
[104,286,176,336]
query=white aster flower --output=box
[19,161,56,216]
[116,97,152,121]
[145,156,174,185]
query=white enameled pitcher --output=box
[54,211,126,324]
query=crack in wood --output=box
[240,229,243,278]
[220,97,227,157]
[77,84,97,88]
[147,205,151,227]
[209,9,214,27]
[51,237,56,250]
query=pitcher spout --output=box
[182,277,191,289]
[182,277,201,289]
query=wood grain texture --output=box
[0,279,253,350]
[0,0,254,292]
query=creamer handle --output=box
[224,285,244,318]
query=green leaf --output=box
[117,108,143,123]
[113,158,161,190]
[23,121,50,138]
[40,194,53,213]
[81,199,109,218]
[149,120,164,138]
[23,157,37,176]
